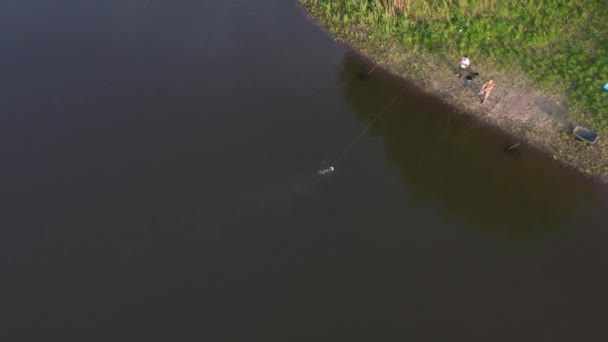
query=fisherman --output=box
[457,55,470,77]
[479,78,494,103]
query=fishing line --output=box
[317,83,484,175]
[317,59,495,175]
[317,87,406,175]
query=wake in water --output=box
[235,166,335,216]
[317,166,335,175]
[200,166,337,232]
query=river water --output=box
[1,1,608,341]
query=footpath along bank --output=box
[299,0,608,183]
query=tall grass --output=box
[302,0,608,132]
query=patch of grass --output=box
[301,0,608,134]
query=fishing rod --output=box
[358,64,379,80]
[506,142,520,150]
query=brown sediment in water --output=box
[299,2,608,184]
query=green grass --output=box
[301,0,608,133]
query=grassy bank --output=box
[300,0,608,182]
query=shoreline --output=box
[299,1,608,184]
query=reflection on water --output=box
[338,52,597,237]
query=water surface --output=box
[1,1,608,341]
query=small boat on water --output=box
[573,126,599,144]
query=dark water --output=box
[1,1,608,341]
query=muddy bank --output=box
[299,1,608,184]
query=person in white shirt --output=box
[457,55,470,77]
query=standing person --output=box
[457,55,470,77]
[479,78,494,103]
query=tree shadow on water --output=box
[338,52,598,239]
